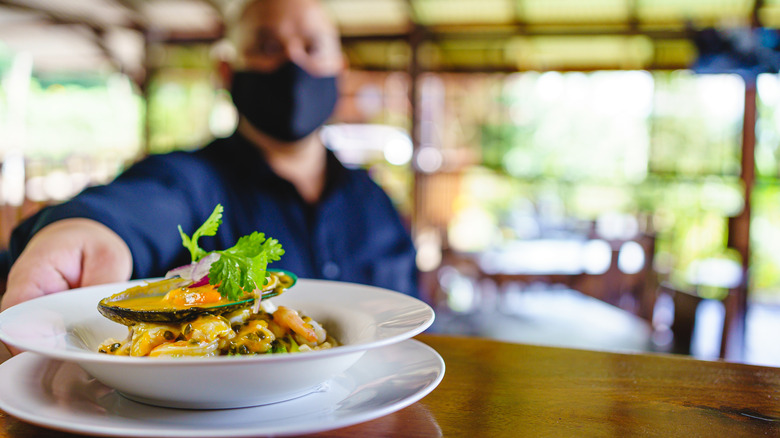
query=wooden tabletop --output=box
[1,334,779,437]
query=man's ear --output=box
[217,60,233,90]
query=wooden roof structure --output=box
[0,0,776,79]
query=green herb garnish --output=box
[178,204,285,301]
[269,340,287,354]
[178,205,223,262]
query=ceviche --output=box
[96,204,338,357]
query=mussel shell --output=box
[98,297,255,326]
[97,270,297,326]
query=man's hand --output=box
[0,218,132,312]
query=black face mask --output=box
[230,62,338,142]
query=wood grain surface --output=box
[1,334,778,437]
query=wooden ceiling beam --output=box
[341,26,690,44]
[0,0,125,73]
[350,60,691,73]
[112,0,148,32]
[752,0,765,28]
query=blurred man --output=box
[1,0,418,313]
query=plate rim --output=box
[0,338,445,437]
[0,278,435,366]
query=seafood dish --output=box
[96,204,338,358]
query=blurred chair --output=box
[427,247,484,310]
[434,230,659,328]
[684,257,745,361]
[719,283,748,361]
[656,282,704,355]
[570,232,658,322]
[655,280,746,361]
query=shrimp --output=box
[182,315,234,342]
[272,306,322,345]
[97,329,133,355]
[130,323,181,357]
[149,339,220,358]
[182,314,235,350]
[223,308,253,326]
[229,319,276,354]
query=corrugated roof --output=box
[0,0,771,75]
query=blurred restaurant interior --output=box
[2,0,780,366]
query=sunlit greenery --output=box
[146,44,222,154]
[650,72,743,176]
[753,74,780,300]
[441,70,755,299]
[0,44,143,202]
[147,75,217,153]
[24,76,143,161]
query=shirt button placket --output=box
[322,261,340,279]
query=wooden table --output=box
[1,334,779,437]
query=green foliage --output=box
[146,44,218,154]
[459,71,750,293]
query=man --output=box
[1,0,418,312]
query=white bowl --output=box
[0,279,434,409]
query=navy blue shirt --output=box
[8,133,419,297]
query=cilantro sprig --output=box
[178,204,285,301]
[178,204,223,262]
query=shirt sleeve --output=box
[8,151,228,279]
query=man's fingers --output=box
[1,264,71,311]
[0,219,132,311]
[79,223,133,287]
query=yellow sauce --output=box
[112,286,229,311]
[111,295,191,311]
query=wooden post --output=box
[141,29,153,156]
[409,24,424,236]
[722,79,756,361]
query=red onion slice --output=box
[189,276,211,288]
[165,253,220,283]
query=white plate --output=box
[0,279,435,408]
[0,339,444,437]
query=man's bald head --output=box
[225,0,342,76]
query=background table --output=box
[1,334,779,437]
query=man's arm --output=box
[0,218,132,311]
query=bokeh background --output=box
[3,0,780,365]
